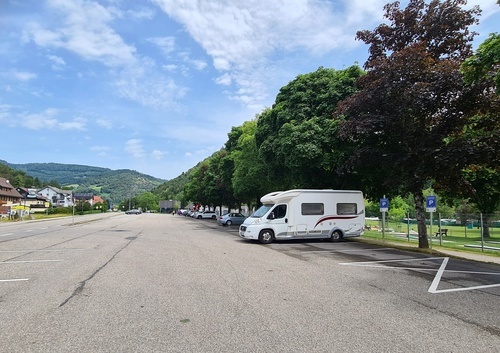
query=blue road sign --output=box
[380,198,389,212]
[426,195,437,212]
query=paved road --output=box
[1,213,499,352]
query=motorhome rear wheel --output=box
[330,230,342,242]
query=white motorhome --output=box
[239,189,365,244]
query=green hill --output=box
[0,160,166,205]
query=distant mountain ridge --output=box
[0,160,166,205]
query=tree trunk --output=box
[413,191,429,249]
[482,214,491,238]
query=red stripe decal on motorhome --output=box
[314,215,357,228]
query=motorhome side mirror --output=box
[268,213,275,220]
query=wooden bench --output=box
[435,229,448,237]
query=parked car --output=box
[196,210,217,219]
[125,209,142,215]
[217,212,247,226]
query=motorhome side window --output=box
[270,205,287,219]
[301,203,324,215]
[337,203,357,215]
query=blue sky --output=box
[1,0,498,181]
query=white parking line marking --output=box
[308,248,393,253]
[430,283,500,293]
[1,260,63,264]
[339,257,445,265]
[340,257,500,294]
[428,257,449,293]
[0,249,84,253]
[0,233,14,237]
[0,278,29,283]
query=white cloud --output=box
[343,0,388,26]
[90,145,110,152]
[20,108,60,130]
[114,68,187,110]
[90,145,111,157]
[148,36,176,55]
[59,117,87,131]
[125,6,156,21]
[190,59,208,71]
[163,64,178,71]
[0,104,13,123]
[5,70,37,81]
[215,73,232,86]
[125,139,145,158]
[95,118,113,129]
[24,0,137,68]
[17,108,88,131]
[47,55,66,71]
[151,150,166,159]
[150,0,366,108]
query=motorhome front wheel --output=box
[259,229,274,244]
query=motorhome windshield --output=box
[251,204,273,218]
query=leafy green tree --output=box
[228,118,272,208]
[184,161,210,207]
[461,166,500,236]
[203,150,238,212]
[336,0,481,248]
[438,34,500,236]
[455,198,477,226]
[135,192,159,212]
[462,33,500,93]
[364,200,380,218]
[75,200,91,214]
[255,66,364,190]
[93,202,107,213]
[388,196,410,222]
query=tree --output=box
[203,149,238,213]
[184,161,210,207]
[336,0,481,248]
[255,66,364,190]
[462,33,500,93]
[437,33,500,236]
[135,192,159,212]
[228,118,272,209]
[388,196,410,222]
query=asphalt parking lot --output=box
[2,213,500,352]
[203,216,500,295]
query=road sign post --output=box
[426,196,437,249]
[380,197,389,242]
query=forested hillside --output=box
[0,163,49,189]
[150,164,198,204]
[0,160,166,205]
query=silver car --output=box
[217,212,247,226]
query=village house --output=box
[16,187,50,213]
[73,193,107,209]
[0,177,23,216]
[37,186,73,207]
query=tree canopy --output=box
[153,0,498,246]
[255,65,364,189]
[336,0,482,248]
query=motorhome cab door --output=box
[269,204,289,237]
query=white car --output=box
[196,211,217,219]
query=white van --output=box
[239,189,365,244]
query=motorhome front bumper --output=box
[239,225,258,240]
